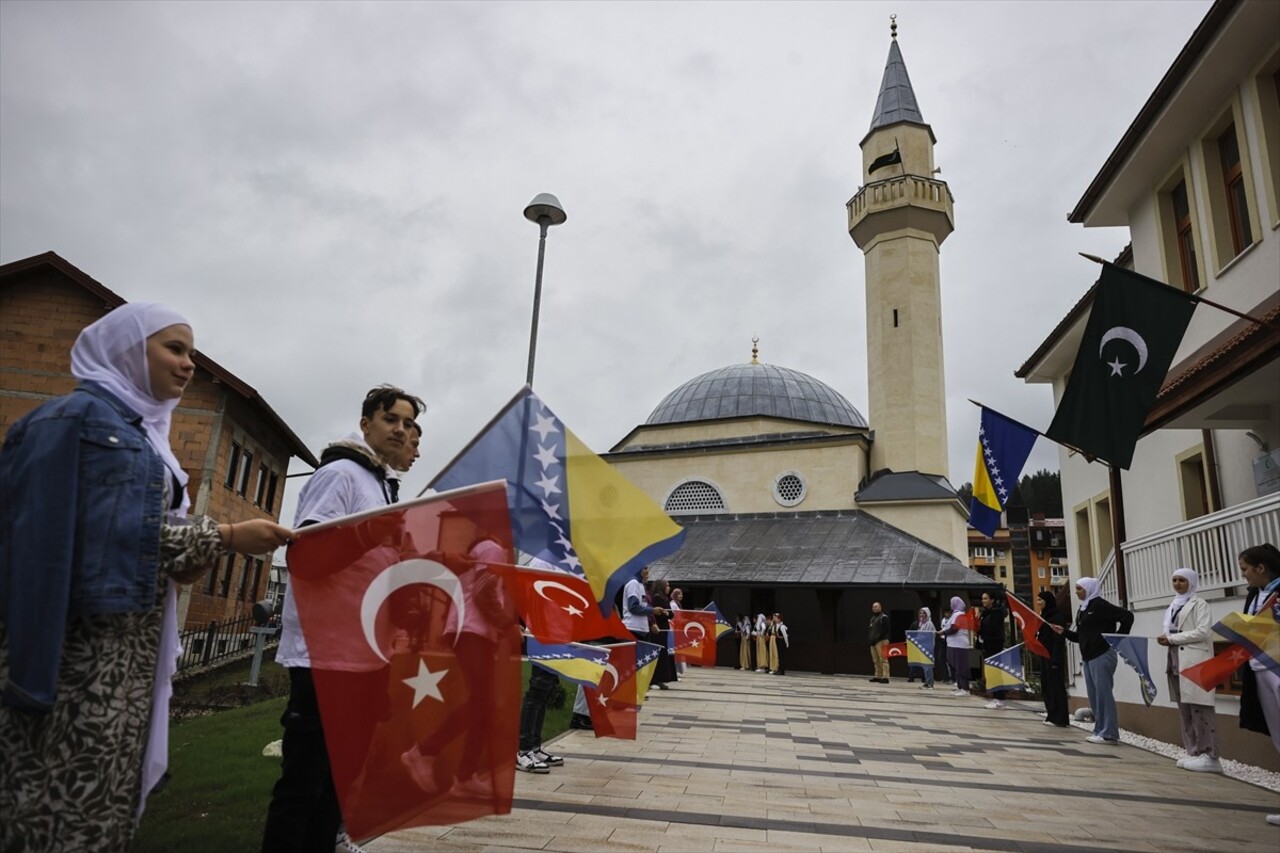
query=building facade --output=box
[1018,0,1279,768]
[0,252,318,630]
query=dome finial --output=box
[751,336,760,364]
[890,14,897,40]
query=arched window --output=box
[664,480,726,514]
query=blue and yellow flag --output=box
[1211,610,1279,677]
[704,601,734,640]
[629,640,663,702]
[969,407,1039,537]
[906,630,935,666]
[1104,634,1159,706]
[983,643,1027,693]
[526,637,609,688]
[430,387,685,617]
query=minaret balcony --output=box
[847,174,954,249]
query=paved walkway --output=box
[369,668,1280,852]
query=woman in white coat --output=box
[1156,568,1220,773]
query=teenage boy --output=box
[261,386,424,853]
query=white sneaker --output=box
[950,689,967,697]
[1266,814,1280,826]
[335,830,368,853]
[1176,756,1190,769]
[1085,734,1113,744]
[1184,754,1222,773]
[532,747,564,767]
[983,699,1005,709]
[516,750,551,774]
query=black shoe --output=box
[868,677,879,683]
[569,714,593,730]
[657,682,669,690]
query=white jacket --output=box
[1166,596,1214,707]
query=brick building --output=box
[0,251,318,629]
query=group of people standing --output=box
[735,612,788,675]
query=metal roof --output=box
[648,510,991,588]
[855,471,958,502]
[645,363,867,429]
[868,39,925,133]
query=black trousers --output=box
[519,666,558,752]
[1040,660,1069,725]
[261,668,342,852]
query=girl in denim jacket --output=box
[0,303,291,852]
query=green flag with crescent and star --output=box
[1045,263,1197,469]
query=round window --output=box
[773,471,806,507]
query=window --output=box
[1177,447,1213,520]
[219,555,235,597]
[237,450,254,497]
[1218,124,1253,255]
[772,471,807,507]
[265,472,280,513]
[1038,566,1046,579]
[664,480,726,514]
[207,552,233,596]
[225,442,242,488]
[237,555,253,600]
[254,464,269,507]
[1171,181,1200,292]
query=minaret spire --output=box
[867,22,926,135]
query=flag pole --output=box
[1079,253,1280,330]
[966,399,1047,438]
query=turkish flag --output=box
[885,641,907,658]
[951,609,979,631]
[1005,592,1051,658]
[583,642,638,739]
[287,482,522,842]
[1181,643,1251,691]
[670,610,717,666]
[490,563,630,643]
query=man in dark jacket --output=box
[868,602,890,683]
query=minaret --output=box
[848,18,954,477]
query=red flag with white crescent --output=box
[885,641,907,658]
[489,563,630,643]
[1005,592,1051,659]
[287,481,522,842]
[1181,643,1252,691]
[671,610,717,666]
[583,642,639,739]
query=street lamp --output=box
[523,193,567,387]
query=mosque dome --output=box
[645,362,867,429]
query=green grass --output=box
[134,661,569,851]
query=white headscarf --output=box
[917,607,933,629]
[71,302,191,515]
[1162,568,1199,635]
[1075,577,1101,610]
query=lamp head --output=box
[524,193,567,226]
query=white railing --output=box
[1093,492,1280,610]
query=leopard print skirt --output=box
[0,515,224,853]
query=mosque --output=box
[604,25,996,675]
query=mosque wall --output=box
[609,442,867,514]
[860,502,968,561]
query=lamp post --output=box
[523,193,567,388]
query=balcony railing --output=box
[1095,492,1280,610]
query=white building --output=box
[1018,0,1279,766]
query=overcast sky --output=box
[2,0,1212,528]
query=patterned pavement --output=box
[369,668,1280,852]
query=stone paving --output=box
[369,668,1280,852]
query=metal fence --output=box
[177,614,271,674]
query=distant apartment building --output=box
[967,512,1068,604]
[0,251,318,630]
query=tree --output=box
[958,470,1062,518]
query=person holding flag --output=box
[867,602,891,684]
[621,568,669,691]
[908,608,936,689]
[1156,569,1220,773]
[1236,544,1280,827]
[940,597,972,696]
[978,592,1009,710]
[1050,578,1133,745]
[1035,589,1071,727]
[261,385,424,853]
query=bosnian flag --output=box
[983,644,1027,693]
[526,638,609,688]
